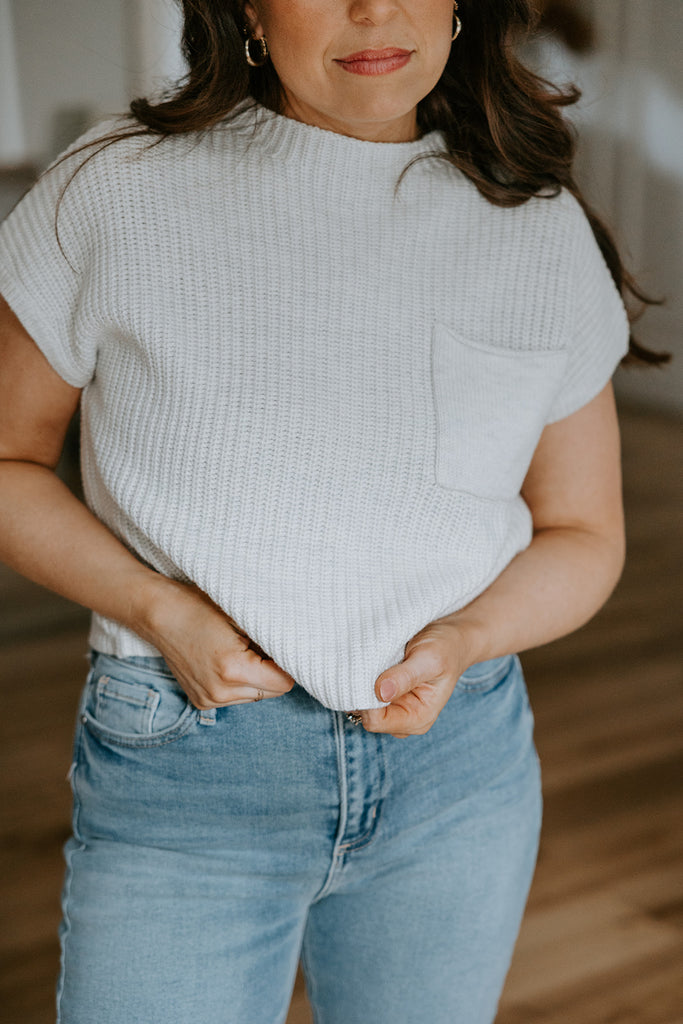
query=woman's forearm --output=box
[447,524,626,666]
[0,460,168,641]
[363,519,626,734]
[0,459,296,706]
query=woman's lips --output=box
[335,48,413,76]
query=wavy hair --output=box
[54,0,666,364]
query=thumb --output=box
[375,646,427,704]
[241,647,296,690]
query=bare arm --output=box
[364,382,626,734]
[0,297,294,707]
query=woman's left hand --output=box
[362,617,474,737]
[361,384,626,738]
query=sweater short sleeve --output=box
[545,197,630,424]
[0,123,117,388]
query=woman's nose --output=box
[348,0,400,28]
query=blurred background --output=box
[1,2,681,1022]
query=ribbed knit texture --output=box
[0,101,629,709]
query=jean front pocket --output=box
[431,324,568,501]
[82,652,197,748]
[456,654,518,695]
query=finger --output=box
[195,683,291,709]
[364,673,456,735]
[363,686,430,733]
[363,703,436,736]
[374,643,440,704]
[227,688,290,705]
[234,648,296,691]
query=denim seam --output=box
[80,705,198,749]
[96,676,159,708]
[458,678,506,693]
[337,822,377,853]
[475,727,540,806]
[56,836,86,1023]
[56,706,87,1023]
[458,654,515,686]
[70,683,89,843]
[337,734,386,853]
[462,664,537,804]
[458,654,518,692]
[310,711,349,903]
[90,651,176,682]
[299,935,323,1024]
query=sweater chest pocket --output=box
[431,323,568,501]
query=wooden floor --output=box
[1,405,681,1024]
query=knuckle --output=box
[428,650,449,677]
[399,718,434,737]
[193,697,215,711]
[415,643,446,677]
[365,720,384,735]
[215,656,235,683]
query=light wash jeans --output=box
[57,649,542,1024]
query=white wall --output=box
[534,0,683,414]
[607,0,683,415]
[8,0,184,168]
[10,0,129,166]
[0,0,26,164]
[128,0,185,98]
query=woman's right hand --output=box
[140,578,296,710]
[0,298,292,710]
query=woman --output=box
[0,1,665,1022]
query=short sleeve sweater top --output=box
[0,100,629,710]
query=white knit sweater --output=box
[0,101,629,709]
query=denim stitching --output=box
[56,683,89,1022]
[457,655,516,691]
[90,651,175,682]
[310,711,348,904]
[80,704,198,749]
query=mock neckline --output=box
[225,98,448,178]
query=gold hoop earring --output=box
[245,34,269,67]
[452,1,462,41]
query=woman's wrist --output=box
[441,609,495,669]
[124,571,185,648]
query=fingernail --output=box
[379,679,396,702]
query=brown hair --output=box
[55,0,667,364]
